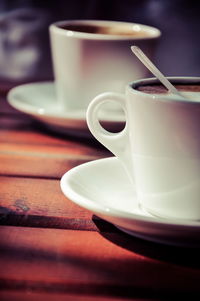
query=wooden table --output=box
[1,87,200,301]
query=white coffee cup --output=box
[87,77,200,220]
[49,20,161,111]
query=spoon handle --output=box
[131,46,179,95]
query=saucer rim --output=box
[60,157,200,229]
[7,81,125,122]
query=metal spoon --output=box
[131,45,185,98]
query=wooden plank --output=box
[0,176,102,231]
[0,115,32,130]
[0,127,103,149]
[0,139,109,178]
[0,116,109,158]
[0,115,110,179]
[0,291,138,301]
[0,226,200,299]
[0,140,107,158]
[0,116,107,153]
[0,176,115,231]
[0,153,105,179]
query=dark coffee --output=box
[136,84,200,94]
[60,23,151,37]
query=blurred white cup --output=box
[49,19,161,111]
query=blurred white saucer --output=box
[61,157,200,247]
[7,81,125,137]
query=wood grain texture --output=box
[0,176,116,231]
[2,90,200,300]
[0,176,107,231]
[0,120,108,153]
[0,226,200,299]
[0,144,108,178]
[0,291,137,301]
[0,95,111,229]
[0,117,110,178]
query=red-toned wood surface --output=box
[0,291,135,301]
[1,92,200,300]
[1,226,200,299]
[0,116,109,178]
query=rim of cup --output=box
[129,76,200,104]
[49,19,161,41]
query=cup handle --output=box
[86,92,132,177]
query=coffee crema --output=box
[136,84,200,101]
[59,24,150,37]
[137,84,200,94]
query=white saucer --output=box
[61,157,200,247]
[7,82,125,137]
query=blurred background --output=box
[0,0,199,88]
